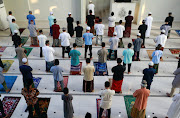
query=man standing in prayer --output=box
[28,20,38,46]
[99,81,115,118]
[154,30,167,51]
[115,20,125,48]
[133,33,143,61]
[142,62,156,90]
[131,80,150,118]
[166,67,180,97]
[111,58,126,93]
[87,1,95,15]
[37,30,47,57]
[48,11,56,36]
[69,43,81,66]
[108,12,116,37]
[124,10,134,38]
[43,40,55,72]
[12,30,21,48]
[67,12,74,37]
[160,20,171,38]
[177,54,180,69]
[123,43,134,74]
[97,42,108,64]
[83,58,95,92]
[7,11,16,35]
[109,32,119,60]
[27,11,36,25]
[145,12,153,38]
[165,12,174,27]
[138,20,147,48]
[10,19,20,35]
[50,59,64,92]
[83,27,94,59]
[94,19,105,46]
[59,27,71,58]
[86,10,95,34]
[52,19,60,47]
[74,21,84,47]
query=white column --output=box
[137,0,146,25]
[81,0,86,24]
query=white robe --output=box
[115,25,125,38]
[167,94,180,118]
[145,16,153,37]
[154,34,167,47]
[88,4,95,15]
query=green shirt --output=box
[123,49,134,64]
[69,49,81,66]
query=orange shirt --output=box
[133,88,150,111]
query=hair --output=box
[117,58,122,64]
[9,11,12,15]
[62,28,66,31]
[54,19,57,23]
[85,112,92,118]
[119,20,122,24]
[76,21,80,25]
[89,10,92,14]
[12,19,15,22]
[128,10,132,15]
[169,12,172,15]
[99,19,102,23]
[86,58,90,63]
[101,42,105,47]
[111,12,114,16]
[54,59,59,65]
[73,43,77,48]
[45,40,50,45]
[128,43,132,48]
[105,81,110,88]
[29,11,32,14]
[18,41,22,46]
[63,87,69,94]
[0,58,4,68]
[39,30,43,34]
[142,20,145,23]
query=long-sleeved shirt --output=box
[97,48,108,63]
[109,37,119,50]
[83,64,95,81]
[50,65,64,81]
[154,34,167,47]
[143,68,156,85]
[94,24,105,35]
[123,49,134,64]
[108,16,116,27]
[160,24,171,36]
[42,46,55,62]
[69,49,81,66]
[165,16,174,27]
[10,23,20,35]
[152,50,163,64]
[48,15,56,27]
[115,25,125,38]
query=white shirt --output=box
[145,16,153,37]
[59,32,71,46]
[115,25,125,38]
[7,15,16,24]
[154,34,167,47]
[42,46,55,62]
[109,37,119,50]
[88,4,95,15]
[94,24,105,35]
[100,89,115,109]
[108,16,116,27]
[37,34,47,47]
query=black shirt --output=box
[112,65,126,80]
[75,26,83,37]
[12,34,21,48]
[165,16,174,27]
[19,65,33,79]
[86,15,95,27]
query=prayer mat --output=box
[70,62,82,75]
[33,77,42,89]
[0,46,6,52]
[123,27,131,38]
[107,49,116,60]
[14,47,33,58]
[169,49,180,54]
[118,40,124,48]
[21,36,29,46]
[94,62,108,76]
[2,60,14,73]
[19,28,25,35]
[124,95,136,118]
[96,99,108,118]
[0,96,21,118]
[30,45,39,47]
[0,76,17,93]
[175,30,180,36]
[146,50,163,61]
[56,76,69,92]
[33,98,50,118]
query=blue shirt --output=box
[50,65,63,81]
[19,65,33,79]
[48,15,56,27]
[152,50,163,64]
[69,49,81,66]
[83,32,94,45]
[123,49,134,64]
[143,68,156,85]
[27,14,36,25]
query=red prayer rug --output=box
[70,62,82,75]
[0,96,21,118]
[0,46,6,52]
[96,99,108,118]
[56,76,69,92]
[169,49,180,54]
[19,28,25,35]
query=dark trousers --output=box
[99,107,111,118]
[28,102,41,118]
[147,83,152,90]
[133,51,140,60]
[178,55,180,69]
[153,64,159,74]
[109,50,117,60]
[85,45,92,58]
[0,100,6,117]
[123,62,131,72]
[40,47,43,57]
[62,46,70,58]
[50,26,53,36]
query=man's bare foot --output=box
[5,89,10,93]
[166,93,171,97]
[90,57,93,60]
[128,72,131,74]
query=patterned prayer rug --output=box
[96,99,108,118]
[107,49,116,60]
[94,62,108,76]
[33,77,42,89]
[2,60,14,73]
[0,76,17,93]
[70,62,82,75]
[146,50,163,61]
[0,97,21,118]
[169,49,180,54]
[56,76,69,92]
[175,30,180,36]
[0,46,6,52]
[33,98,50,118]
[124,95,136,118]
[19,28,25,35]
[14,47,33,58]
[21,36,29,46]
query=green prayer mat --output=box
[14,47,33,58]
[107,49,116,60]
[124,95,136,118]
[118,40,124,48]
[2,60,14,73]
[21,36,29,46]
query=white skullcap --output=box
[14,30,18,33]
[141,80,147,87]
[137,33,141,36]
[50,11,53,15]
[62,27,66,31]
[68,12,71,15]
[22,58,27,63]
[113,32,117,35]
[149,12,152,15]
[148,61,154,66]
[161,29,166,33]
[86,26,90,30]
